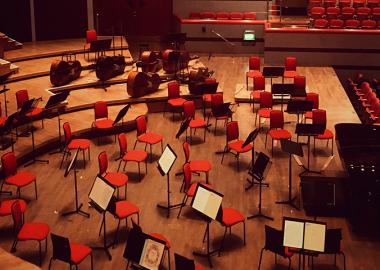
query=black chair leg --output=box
[10,238,18,252]
[48,258,54,270]
[90,253,94,270]
[257,248,265,270]
[218,227,228,256]
[39,241,42,266]
[113,219,121,247]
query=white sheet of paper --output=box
[192,185,222,220]
[283,220,304,249]
[158,147,176,174]
[304,222,326,252]
[89,177,114,211]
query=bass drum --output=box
[127,71,160,98]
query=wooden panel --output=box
[0,1,31,42]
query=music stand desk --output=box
[286,100,314,123]
[263,67,285,85]
[272,83,295,110]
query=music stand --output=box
[156,144,182,218]
[62,148,89,218]
[0,112,17,151]
[247,152,273,221]
[276,139,303,210]
[189,82,218,96]
[0,70,12,116]
[174,253,195,270]
[286,100,314,123]
[271,83,295,111]
[175,117,191,140]
[242,128,261,190]
[89,175,116,260]
[113,104,131,126]
[191,183,223,268]
[45,92,70,154]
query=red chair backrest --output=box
[269,110,284,129]
[1,152,17,177]
[345,19,360,28]
[357,7,371,14]
[183,141,191,162]
[373,7,380,14]
[63,122,73,145]
[326,6,340,15]
[367,0,380,8]
[314,18,329,28]
[324,0,337,7]
[373,101,380,115]
[253,75,265,91]
[244,12,256,20]
[94,101,108,120]
[183,162,192,191]
[361,20,376,28]
[11,200,23,233]
[226,121,239,143]
[98,151,108,175]
[294,75,306,90]
[189,12,201,19]
[183,100,196,119]
[285,57,297,71]
[311,6,325,15]
[306,92,319,109]
[216,12,229,19]
[136,115,147,136]
[259,91,273,109]
[118,133,128,156]
[249,56,261,71]
[15,90,29,110]
[200,11,216,19]
[211,93,223,107]
[205,77,216,84]
[168,81,180,99]
[312,109,327,126]
[86,29,97,44]
[342,7,355,14]
[330,19,344,28]
[230,12,243,19]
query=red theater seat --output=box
[309,0,323,8]
[244,12,257,20]
[216,12,230,19]
[367,0,380,8]
[353,0,366,8]
[372,7,380,20]
[339,0,351,8]
[230,12,244,20]
[361,19,377,28]
[200,11,216,19]
[330,19,345,28]
[341,7,356,20]
[356,7,371,20]
[310,7,326,19]
[189,12,201,19]
[326,7,340,19]
[314,18,329,28]
[345,19,360,28]
[324,0,337,7]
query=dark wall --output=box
[93,0,173,36]
[0,1,31,42]
[34,0,88,40]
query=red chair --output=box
[246,56,262,90]
[84,29,97,60]
[283,57,298,81]
[183,100,207,142]
[250,75,265,109]
[369,100,380,121]
[177,162,213,218]
[304,92,319,121]
[49,233,93,270]
[255,91,273,128]
[367,0,380,8]
[218,207,246,256]
[189,12,201,19]
[200,11,216,19]
[310,7,326,19]
[202,77,217,118]
[330,19,345,28]
[15,89,44,128]
[362,91,378,108]
[353,0,366,8]
[361,19,377,28]
[216,11,230,19]
[117,133,148,181]
[221,121,253,171]
[341,7,356,20]
[373,7,380,20]
[314,18,329,27]
[244,12,257,20]
[265,110,292,156]
[182,141,212,184]
[294,75,306,91]
[134,115,163,161]
[378,20,380,27]
[339,0,351,8]
[60,122,91,169]
[165,81,187,120]
[345,19,360,28]
[207,93,232,134]
[0,199,26,217]
[326,7,340,20]
[356,7,371,20]
[324,0,337,7]
[0,102,7,127]
[98,151,128,199]
[309,0,323,8]
[365,96,379,114]
[230,12,244,19]
[11,201,49,266]
[92,101,115,143]
[312,109,334,155]
[1,152,37,199]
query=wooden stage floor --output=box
[1,39,377,270]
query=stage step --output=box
[0,32,23,51]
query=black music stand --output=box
[191,183,224,268]
[247,152,273,221]
[89,175,116,260]
[62,148,89,218]
[175,253,196,270]
[113,104,131,126]
[286,100,314,123]
[45,92,70,154]
[156,144,182,218]
[90,38,112,60]
[276,139,303,210]
[174,118,191,177]
[0,112,17,151]
[22,99,49,167]
[242,128,261,190]
[271,83,295,111]
[189,82,219,96]
[263,67,285,85]
[0,71,12,116]
[296,124,325,175]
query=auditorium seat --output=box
[369,100,380,121]
[330,19,345,27]
[367,0,380,8]
[326,7,341,20]
[361,19,377,28]
[189,12,201,19]
[310,7,326,20]
[244,12,257,20]
[309,0,323,9]
[324,0,337,7]
[283,56,298,80]
[216,12,230,19]
[345,19,360,28]
[230,12,244,20]
[255,91,273,128]
[339,0,351,8]
[200,11,216,19]
[246,56,262,90]
[372,7,380,20]
[250,75,265,109]
[314,18,329,28]
[341,7,356,20]
[353,0,366,8]
[265,110,292,157]
[356,7,371,20]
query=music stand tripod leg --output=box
[24,121,49,167]
[247,180,274,220]
[156,173,182,218]
[193,221,218,268]
[92,211,112,260]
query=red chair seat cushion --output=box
[268,129,292,140]
[6,171,36,187]
[26,107,43,118]
[304,111,313,119]
[68,139,90,150]
[123,150,148,162]
[246,71,262,78]
[189,118,206,128]
[190,160,212,172]
[149,233,171,248]
[203,94,212,103]
[284,71,298,78]
[138,132,163,145]
[187,183,213,197]
[258,108,271,118]
[115,200,139,219]
[70,243,92,264]
[18,223,49,241]
[0,116,7,126]
[104,172,128,187]
[168,98,187,107]
[0,199,27,216]
[251,91,261,100]
[316,129,334,139]
[94,119,113,129]
[228,140,253,153]
[222,208,245,226]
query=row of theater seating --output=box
[189,11,256,20]
[312,18,380,28]
[309,6,380,20]
[309,0,380,8]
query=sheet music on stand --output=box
[191,183,223,221]
[157,144,177,176]
[88,175,115,212]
